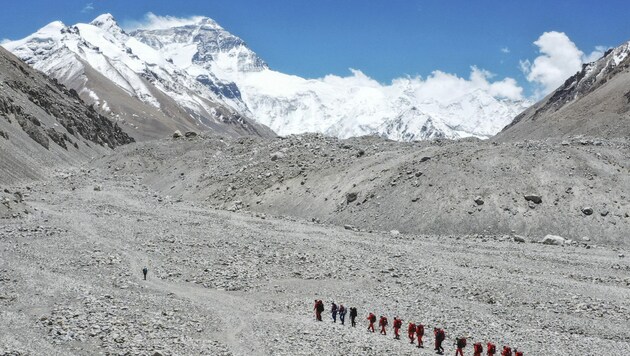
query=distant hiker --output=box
[486,342,496,356]
[393,317,402,339]
[314,300,324,321]
[408,322,416,344]
[339,304,347,325]
[473,342,483,356]
[331,302,338,322]
[349,307,358,327]
[416,323,425,348]
[434,327,445,355]
[142,266,148,280]
[501,346,512,356]
[454,336,467,356]
[379,315,388,335]
[367,313,377,332]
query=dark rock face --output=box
[0,47,133,150]
[196,75,242,100]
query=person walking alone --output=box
[142,266,148,280]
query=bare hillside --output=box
[96,134,630,247]
[0,46,133,185]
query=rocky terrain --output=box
[0,163,629,355]
[96,133,630,247]
[2,14,630,356]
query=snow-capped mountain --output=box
[4,13,530,141]
[498,40,630,140]
[3,14,274,140]
[128,15,529,140]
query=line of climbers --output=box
[314,300,524,356]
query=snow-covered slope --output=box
[130,16,530,140]
[3,14,274,140]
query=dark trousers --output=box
[340,313,345,324]
[350,316,356,326]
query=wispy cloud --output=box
[500,47,510,54]
[122,12,211,31]
[0,38,10,45]
[81,2,94,13]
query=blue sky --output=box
[1,0,629,97]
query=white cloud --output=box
[583,45,608,63]
[319,66,524,103]
[501,47,510,54]
[521,31,608,96]
[122,12,212,31]
[0,38,10,45]
[81,2,94,13]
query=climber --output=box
[408,322,416,344]
[379,315,388,335]
[367,312,376,332]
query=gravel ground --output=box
[1,166,629,355]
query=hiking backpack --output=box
[474,343,483,353]
[457,338,467,348]
[487,344,496,353]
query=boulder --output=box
[93,185,102,191]
[270,152,285,161]
[581,207,594,215]
[172,130,182,138]
[184,131,197,138]
[474,196,484,205]
[390,230,400,236]
[346,192,358,203]
[513,235,526,243]
[524,194,542,204]
[419,156,431,163]
[540,235,566,245]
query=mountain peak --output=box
[193,16,222,29]
[90,13,123,34]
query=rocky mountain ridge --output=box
[0,46,133,184]
[498,40,630,140]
